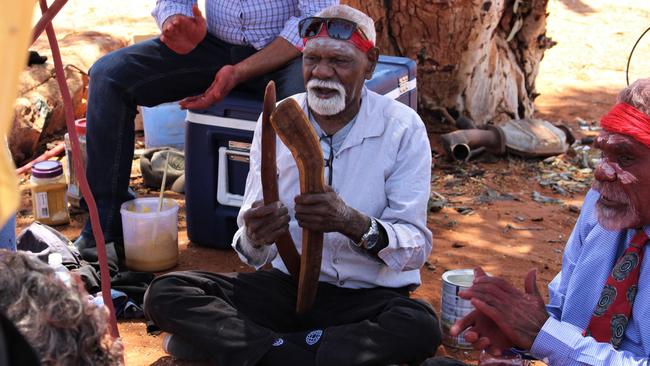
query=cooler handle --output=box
[216,147,249,207]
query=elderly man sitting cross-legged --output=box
[426,78,650,366]
[144,5,441,366]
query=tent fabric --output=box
[0,2,35,228]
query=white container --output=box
[120,197,179,272]
[441,269,476,349]
[141,101,187,150]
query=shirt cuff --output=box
[376,219,421,271]
[530,316,584,364]
[151,2,194,30]
[232,229,276,268]
[279,16,303,49]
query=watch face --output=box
[364,231,380,250]
[356,218,380,250]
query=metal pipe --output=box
[15,141,65,175]
[440,129,503,162]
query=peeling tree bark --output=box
[344,0,554,130]
[9,31,126,164]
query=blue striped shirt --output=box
[152,0,338,50]
[530,189,650,365]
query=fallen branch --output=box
[15,141,65,175]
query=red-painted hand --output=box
[160,4,207,55]
[179,65,240,109]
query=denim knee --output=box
[88,50,130,91]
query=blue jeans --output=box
[0,214,16,251]
[81,34,305,244]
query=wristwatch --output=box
[355,217,380,251]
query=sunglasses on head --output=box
[298,17,369,41]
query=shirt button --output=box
[339,280,345,286]
[242,26,247,31]
[333,258,340,264]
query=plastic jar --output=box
[31,161,70,226]
[120,197,179,272]
[64,118,87,207]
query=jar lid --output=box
[75,118,86,136]
[32,161,63,179]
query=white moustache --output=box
[306,79,347,116]
[307,79,346,96]
[592,181,630,204]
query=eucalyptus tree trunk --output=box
[344,0,554,130]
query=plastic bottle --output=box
[63,118,87,207]
[48,252,70,286]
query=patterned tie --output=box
[585,230,649,348]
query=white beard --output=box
[593,181,640,230]
[306,79,347,116]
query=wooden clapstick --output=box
[261,81,301,278]
[270,98,325,314]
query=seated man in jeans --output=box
[75,0,337,252]
[145,5,441,366]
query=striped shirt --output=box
[152,0,338,50]
[530,189,650,365]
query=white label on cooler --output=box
[36,192,49,218]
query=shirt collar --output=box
[299,86,386,149]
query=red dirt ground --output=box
[16,1,650,365]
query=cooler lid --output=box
[189,91,263,120]
[365,55,417,99]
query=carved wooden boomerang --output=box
[261,81,301,278]
[270,96,325,314]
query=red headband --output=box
[600,103,650,148]
[302,25,374,53]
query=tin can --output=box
[441,269,475,349]
[478,349,531,365]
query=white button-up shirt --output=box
[232,87,433,289]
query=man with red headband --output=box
[427,79,650,366]
[145,5,441,366]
